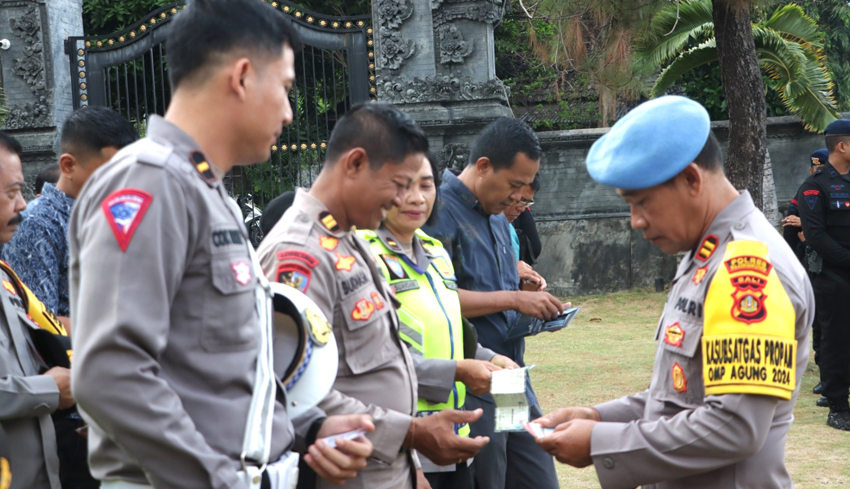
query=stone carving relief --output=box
[432,2,503,28]
[440,143,469,172]
[4,4,51,129]
[380,31,416,70]
[376,0,416,72]
[437,24,473,64]
[432,0,503,10]
[380,74,508,104]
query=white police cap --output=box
[270,282,338,419]
[586,95,711,190]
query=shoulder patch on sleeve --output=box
[101,189,153,252]
[702,240,797,400]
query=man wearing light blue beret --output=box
[531,96,814,488]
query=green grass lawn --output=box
[526,288,850,488]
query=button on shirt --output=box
[422,170,530,401]
[3,183,74,316]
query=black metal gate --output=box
[65,1,375,237]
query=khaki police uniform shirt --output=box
[589,192,813,489]
[0,267,60,489]
[258,189,418,489]
[69,116,309,489]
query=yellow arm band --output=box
[702,241,797,400]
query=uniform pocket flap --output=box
[211,252,257,295]
[659,316,702,358]
[341,289,391,331]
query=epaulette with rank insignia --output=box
[319,211,340,233]
[191,151,216,183]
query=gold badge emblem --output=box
[0,457,10,489]
[672,362,687,393]
[305,308,331,346]
[663,322,684,347]
[725,255,772,324]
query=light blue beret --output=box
[586,96,711,190]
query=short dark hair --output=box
[693,131,723,172]
[468,118,541,171]
[60,107,137,161]
[325,103,429,169]
[35,164,61,194]
[425,151,441,227]
[826,135,850,153]
[0,131,23,157]
[167,0,301,90]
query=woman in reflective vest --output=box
[358,155,518,489]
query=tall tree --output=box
[712,0,768,208]
[641,2,839,133]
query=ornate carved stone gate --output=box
[65,1,375,209]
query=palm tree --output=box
[639,1,839,132]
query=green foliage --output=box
[639,1,839,132]
[798,0,850,111]
[83,0,173,35]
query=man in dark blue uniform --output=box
[783,148,828,406]
[798,119,850,430]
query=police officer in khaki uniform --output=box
[69,2,372,488]
[534,96,813,489]
[258,103,489,489]
[0,131,69,489]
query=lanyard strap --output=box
[240,241,277,469]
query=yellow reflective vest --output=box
[358,227,469,436]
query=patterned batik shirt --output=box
[2,183,74,316]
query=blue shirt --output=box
[422,170,525,359]
[2,183,74,316]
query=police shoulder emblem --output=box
[381,254,407,280]
[277,263,312,293]
[319,211,340,233]
[304,308,331,346]
[724,254,772,324]
[101,188,153,252]
[702,240,797,400]
[696,234,718,262]
[190,151,216,183]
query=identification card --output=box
[492,367,532,432]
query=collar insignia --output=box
[319,211,340,233]
[190,151,215,182]
[696,234,718,262]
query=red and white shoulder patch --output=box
[101,188,153,252]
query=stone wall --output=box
[0,0,83,196]
[533,113,849,297]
